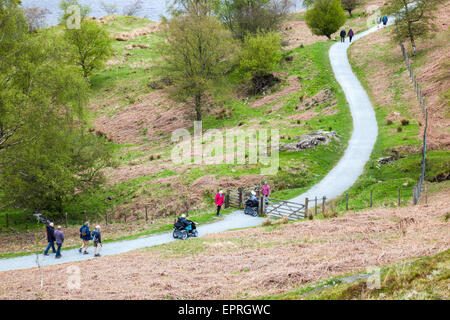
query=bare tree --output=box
[122,0,143,16]
[100,1,118,15]
[23,7,51,32]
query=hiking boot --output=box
[55,256,61,259]
[83,251,89,255]
[43,253,49,256]
[94,254,100,257]
[79,248,82,253]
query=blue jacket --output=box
[80,225,92,241]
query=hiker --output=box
[92,225,102,257]
[377,16,381,28]
[79,222,92,255]
[215,190,224,216]
[382,15,388,26]
[54,226,65,259]
[348,29,354,43]
[261,181,271,205]
[43,221,56,256]
[340,29,346,43]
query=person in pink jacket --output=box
[262,181,270,205]
[215,190,224,216]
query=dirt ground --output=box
[0,188,448,300]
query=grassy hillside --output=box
[262,249,450,300]
[0,13,356,255]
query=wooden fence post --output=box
[225,192,230,209]
[314,196,318,216]
[259,196,264,215]
[322,196,326,216]
[145,206,148,223]
[124,212,127,224]
[370,189,373,208]
[65,212,68,228]
[346,193,349,211]
[238,188,243,209]
[304,198,309,219]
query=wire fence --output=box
[400,43,428,205]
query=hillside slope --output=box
[0,188,448,299]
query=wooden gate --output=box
[265,198,306,220]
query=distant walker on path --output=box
[340,29,347,43]
[382,16,388,26]
[348,29,354,43]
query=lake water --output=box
[20,0,306,27]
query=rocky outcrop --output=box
[280,130,340,151]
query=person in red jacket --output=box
[215,190,224,216]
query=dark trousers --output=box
[216,205,222,216]
[44,242,56,254]
[56,243,62,257]
[349,36,353,42]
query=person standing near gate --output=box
[261,181,271,205]
[215,190,224,216]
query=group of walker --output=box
[339,15,389,44]
[41,218,102,259]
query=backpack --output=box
[80,225,90,238]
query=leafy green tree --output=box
[0,0,87,152]
[305,0,346,39]
[215,0,293,40]
[0,1,112,214]
[59,0,91,21]
[161,14,235,120]
[341,0,360,17]
[238,31,282,92]
[385,0,437,56]
[64,19,113,80]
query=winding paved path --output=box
[0,23,390,272]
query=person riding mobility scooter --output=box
[173,214,198,240]
[244,191,259,217]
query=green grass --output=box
[259,250,450,300]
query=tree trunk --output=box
[348,9,353,18]
[195,94,202,121]
[408,22,417,56]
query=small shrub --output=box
[262,218,272,226]
[397,126,403,132]
[401,119,410,126]
[386,119,393,125]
